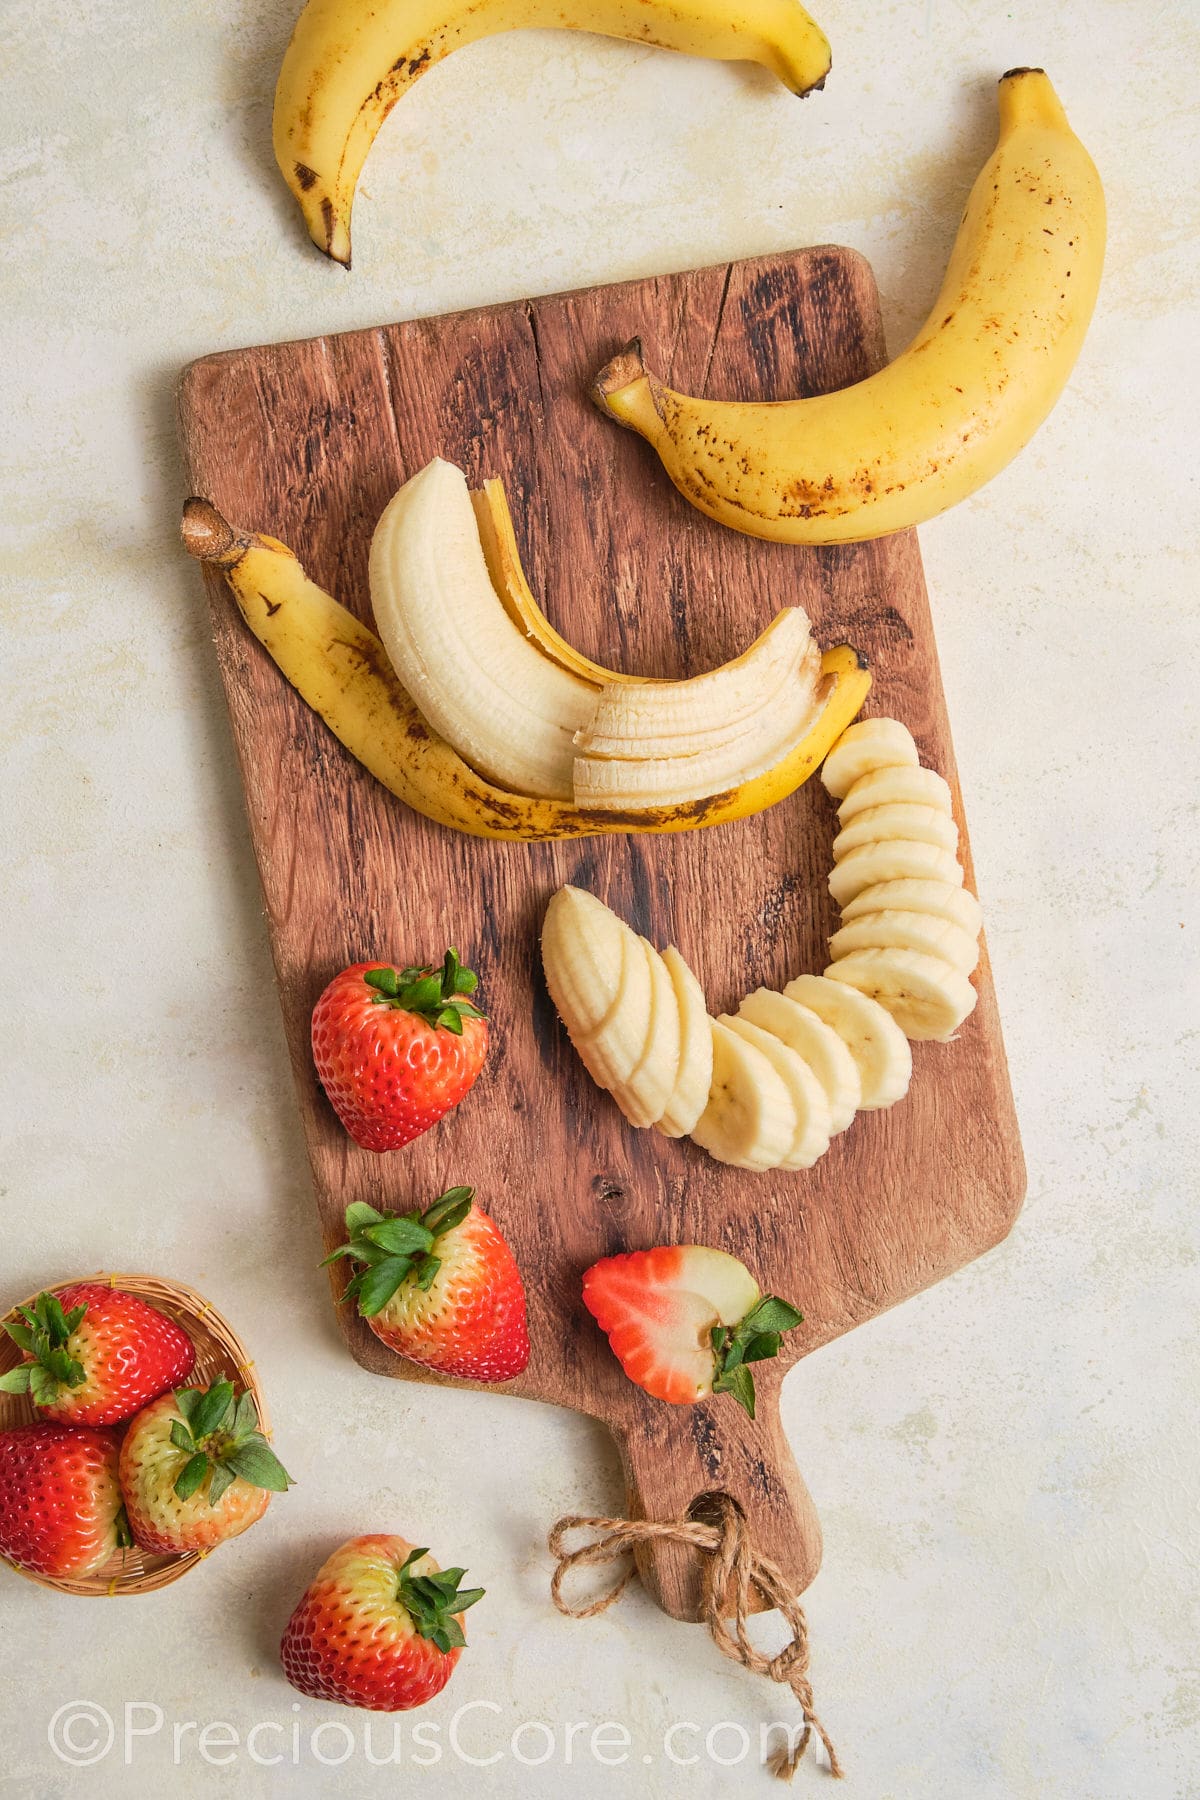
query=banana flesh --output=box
[591,70,1105,545]
[656,947,714,1138]
[832,801,958,860]
[691,1020,798,1170]
[574,646,824,809]
[736,987,860,1133]
[782,974,912,1110]
[720,1014,831,1169]
[274,0,832,264]
[370,458,596,800]
[821,719,920,799]
[577,610,813,752]
[542,889,704,1132]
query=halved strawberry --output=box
[280,1533,483,1711]
[326,1189,529,1383]
[0,1286,195,1426]
[582,1246,802,1417]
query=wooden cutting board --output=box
[178,246,1025,1623]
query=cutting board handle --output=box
[610,1382,822,1622]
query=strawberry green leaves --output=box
[0,1292,88,1405]
[711,1295,803,1419]
[362,949,485,1036]
[398,1547,484,1654]
[326,1190,475,1318]
[169,1381,293,1503]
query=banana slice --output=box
[824,949,977,1042]
[829,840,963,908]
[783,973,911,1109]
[720,1015,831,1169]
[541,885,626,1036]
[657,947,713,1139]
[567,934,653,1095]
[608,941,682,1129]
[837,765,953,822]
[541,890,655,1094]
[690,1019,798,1170]
[821,718,918,799]
[737,987,861,1135]
[829,910,980,975]
[832,802,958,860]
[840,878,983,938]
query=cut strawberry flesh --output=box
[583,1246,761,1404]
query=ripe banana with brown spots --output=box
[274,0,832,265]
[591,69,1105,544]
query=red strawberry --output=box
[280,1533,483,1710]
[312,950,488,1152]
[0,1285,195,1427]
[582,1246,802,1417]
[120,1380,292,1554]
[0,1422,130,1578]
[327,1188,529,1383]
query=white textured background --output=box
[2,0,1198,1794]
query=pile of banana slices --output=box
[541,716,981,1173]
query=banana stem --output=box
[590,339,664,435]
[181,498,251,569]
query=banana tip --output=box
[181,497,237,563]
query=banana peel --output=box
[181,498,869,842]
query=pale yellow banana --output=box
[181,500,869,840]
[592,69,1105,544]
[274,0,832,264]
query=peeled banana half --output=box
[181,463,869,842]
[592,69,1105,544]
[274,0,831,264]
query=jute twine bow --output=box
[548,1495,843,1781]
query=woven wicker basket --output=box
[0,1273,271,1597]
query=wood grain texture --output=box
[177,247,1025,1622]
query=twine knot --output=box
[548,1494,842,1781]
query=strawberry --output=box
[326,1188,529,1382]
[119,1380,292,1554]
[280,1533,483,1711]
[0,1285,195,1427]
[311,950,488,1152]
[582,1246,802,1418]
[0,1422,130,1578]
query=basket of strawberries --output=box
[0,1275,289,1596]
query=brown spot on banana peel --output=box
[293,162,318,192]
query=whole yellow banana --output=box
[592,69,1105,544]
[181,499,868,841]
[273,0,831,264]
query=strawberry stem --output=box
[328,1190,476,1317]
[361,950,485,1035]
[169,1383,293,1501]
[398,1547,484,1654]
[0,1292,88,1406]
[711,1295,803,1419]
